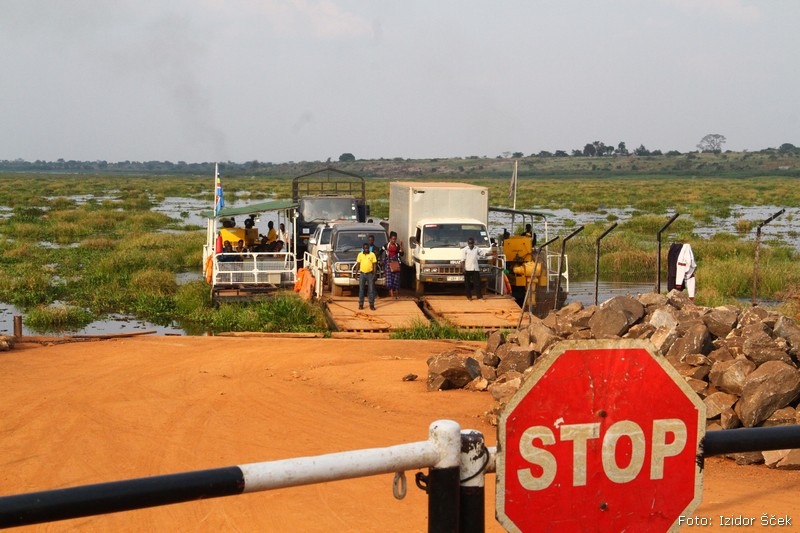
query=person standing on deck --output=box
[461,237,485,300]
[357,243,377,311]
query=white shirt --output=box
[277,229,290,243]
[676,243,696,284]
[461,245,484,272]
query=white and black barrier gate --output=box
[2,419,800,532]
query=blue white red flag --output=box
[214,163,225,216]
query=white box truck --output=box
[389,182,493,294]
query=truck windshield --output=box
[336,231,388,252]
[300,198,358,223]
[422,224,490,248]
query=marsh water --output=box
[4,195,796,336]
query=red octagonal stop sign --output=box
[497,340,705,532]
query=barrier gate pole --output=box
[459,430,486,533]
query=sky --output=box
[1,0,798,163]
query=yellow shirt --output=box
[356,251,377,273]
[266,228,277,243]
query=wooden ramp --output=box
[324,297,429,332]
[422,295,527,330]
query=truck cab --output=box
[328,223,388,296]
[411,219,493,293]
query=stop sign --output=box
[496,339,705,532]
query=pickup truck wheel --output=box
[414,279,425,296]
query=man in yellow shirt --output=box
[357,243,377,310]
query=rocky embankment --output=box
[427,290,800,468]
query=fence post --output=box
[427,420,462,533]
[554,226,583,310]
[459,430,486,533]
[655,213,680,294]
[13,316,22,337]
[751,208,785,306]
[594,223,617,306]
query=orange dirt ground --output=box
[1,337,799,532]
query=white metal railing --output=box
[487,255,507,295]
[546,252,569,293]
[214,252,297,287]
[303,251,326,299]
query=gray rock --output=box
[516,327,531,349]
[481,349,500,368]
[589,306,631,338]
[761,406,796,427]
[704,391,738,419]
[638,292,668,308]
[486,330,505,354]
[488,377,522,402]
[707,347,735,363]
[427,352,475,391]
[741,326,792,366]
[708,358,756,396]
[606,295,646,326]
[725,452,764,465]
[666,323,712,360]
[684,376,709,395]
[624,323,656,339]
[703,306,738,339]
[666,289,691,309]
[464,376,489,392]
[734,360,800,427]
[774,315,800,354]
[650,326,678,355]
[649,306,679,330]
[464,357,481,379]
[570,306,598,329]
[479,362,497,382]
[528,321,559,353]
[739,306,769,327]
[497,347,535,375]
[683,353,711,366]
[772,449,800,470]
[720,407,741,429]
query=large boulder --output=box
[734,361,800,427]
[588,306,630,338]
[774,316,800,355]
[649,306,679,330]
[708,358,756,396]
[486,330,505,354]
[528,321,559,353]
[650,326,678,356]
[606,295,646,326]
[739,306,769,327]
[427,352,475,391]
[704,391,738,419]
[497,347,535,375]
[666,323,712,360]
[741,324,792,366]
[702,306,739,339]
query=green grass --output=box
[0,165,797,333]
[25,304,94,332]
[390,319,490,340]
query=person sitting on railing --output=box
[277,222,290,249]
[218,241,235,262]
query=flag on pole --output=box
[214,162,225,216]
[508,159,518,204]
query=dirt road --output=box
[1,337,799,532]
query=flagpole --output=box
[512,159,518,211]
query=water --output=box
[565,281,655,307]
[0,303,184,337]
[489,205,800,249]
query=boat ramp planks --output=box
[422,295,527,330]
[324,297,429,332]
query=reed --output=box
[24,304,94,332]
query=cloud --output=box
[661,0,761,23]
[242,0,373,39]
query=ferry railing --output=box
[214,252,297,287]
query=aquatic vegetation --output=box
[390,318,488,340]
[25,304,94,332]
